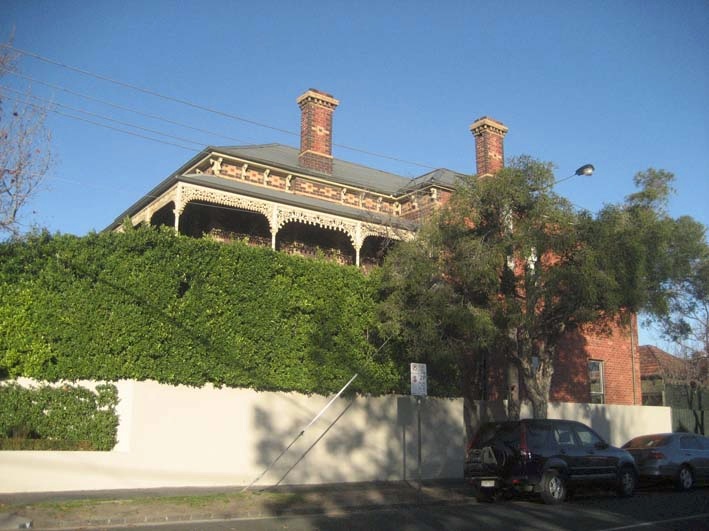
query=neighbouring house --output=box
[107,88,641,406]
[640,345,708,407]
[640,345,708,434]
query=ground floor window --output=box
[588,360,604,404]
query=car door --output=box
[700,436,709,483]
[679,435,703,480]
[685,435,709,483]
[570,422,617,481]
[552,422,586,480]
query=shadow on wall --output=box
[463,399,670,447]
[247,392,465,489]
[551,329,591,403]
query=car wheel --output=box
[540,470,566,505]
[475,487,497,503]
[676,465,694,491]
[617,466,636,497]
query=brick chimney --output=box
[470,116,508,176]
[297,89,340,174]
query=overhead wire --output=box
[1,68,254,145]
[2,44,438,171]
[2,92,197,152]
[1,85,207,148]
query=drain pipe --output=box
[630,316,638,404]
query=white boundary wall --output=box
[0,380,464,493]
[1,380,672,493]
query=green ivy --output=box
[0,383,119,450]
[0,227,403,395]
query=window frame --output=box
[588,359,605,404]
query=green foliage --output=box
[0,226,401,395]
[0,383,118,450]
[378,157,709,417]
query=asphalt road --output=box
[85,487,709,531]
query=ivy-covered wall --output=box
[0,227,402,395]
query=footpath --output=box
[0,480,472,529]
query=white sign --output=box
[410,362,427,396]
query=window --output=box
[554,425,576,447]
[573,423,604,448]
[526,422,552,448]
[680,436,701,450]
[588,360,604,404]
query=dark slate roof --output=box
[211,144,465,194]
[400,168,467,192]
[106,143,464,231]
[212,144,414,194]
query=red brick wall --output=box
[475,131,505,176]
[476,317,640,406]
[553,317,640,405]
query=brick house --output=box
[107,88,641,406]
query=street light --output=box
[575,164,595,177]
[553,163,595,186]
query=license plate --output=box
[481,480,495,488]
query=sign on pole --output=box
[410,362,427,396]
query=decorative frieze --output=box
[175,182,412,250]
[210,157,223,176]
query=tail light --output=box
[519,424,531,460]
[647,450,666,460]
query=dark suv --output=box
[464,419,637,504]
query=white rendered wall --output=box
[1,380,672,493]
[0,380,465,493]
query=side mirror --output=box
[595,441,609,450]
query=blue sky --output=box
[2,0,708,347]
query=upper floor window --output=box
[588,360,604,404]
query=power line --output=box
[2,93,197,152]
[1,67,254,145]
[1,85,206,148]
[2,44,300,135]
[3,44,438,171]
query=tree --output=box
[378,157,708,420]
[656,248,709,357]
[0,43,52,238]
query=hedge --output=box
[0,227,402,395]
[0,383,118,450]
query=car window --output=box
[493,424,521,450]
[475,423,520,448]
[526,423,552,448]
[680,436,701,450]
[623,435,670,448]
[573,424,604,448]
[554,425,576,447]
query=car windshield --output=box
[622,434,670,448]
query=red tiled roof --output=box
[639,345,690,379]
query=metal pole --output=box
[417,396,422,491]
[241,373,358,492]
